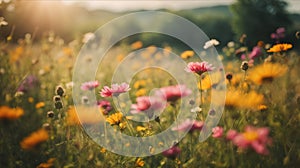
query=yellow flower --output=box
[267,43,292,53]
[66,106,104,125]
[20,129,49,150]
[63,47,73,56]
[258,105,268,111]
[198,73,221,90]
[136,126,147,132]
[106,112,123,125]
[181,50,194,59]
[131,41,143,50]
[35,102,45,109]
[37,158,55,168]
[248,63,288,85]
[28,97,34,103]
[136,89,147,97]
[221,90,264,110]
[9,46,24,63]
[0,106,24,120]
[136,158,145,167]
[134,80,147,89]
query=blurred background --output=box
[0,0,299,50]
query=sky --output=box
[62,0,300,13]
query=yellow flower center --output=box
[243,131,258,141]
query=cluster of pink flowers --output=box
[172,119,204,132]
[155,84,192,102]
[212,126,224,138]
[226,126,272,155]
[80,81,99,91]
[271,27,285,43]
[100,83,130,97]
[185,61,214,75]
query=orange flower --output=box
[267,43,292,53]
[66,106,105,125]
[35,102,45,109]
[36,158,56,168]
[20,129,49,150]
[0,106,24,120]
[181,50,194,59]
[131,41,143,50]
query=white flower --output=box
[203,39,220,49]
[82,32,95,43]
[0,17,8,26]
[191,106,202,113]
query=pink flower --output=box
[97,100,112,115]
[81,81,99,91]
[100,83,130,97]
[232,126,271,155]
[131,96,165,118]
[155,85,191,102]
[185,61,214,75]
[172,119,204,132]
[162,146,181,159]
[249,46,263,59]
[212,126,223,138]
[226,129,238,140]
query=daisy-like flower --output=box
[20,128,49,150]
[248,63,288,85]
[185,61,214,76]
[0,17,8,26]
[155,85,191,102]
[82,32,95,43]
[97,100,112,115]
[212,126,224,138]
[81,81,99,91]
[203,39,220,49]
[267,43,292,53]
[232,126,272,155]
[131,96,165,118]
[100,83,130,97]
[172,119,204,132]
[106,112,123,125]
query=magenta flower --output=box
[226,129,238,140]
[212,126,223,138]
[131,96,165,118]
[97,100,112,115]
[232,126,272,155]
[271,27,285,42]
[162,146,181,159]
[81,81,99,91]
[185,61,214,75]
[100,83,130,97]
[172,119,204,132]
[155,85,191,102]
[249,46,263,59]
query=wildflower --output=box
[204,39,219,49]
[131,96,165,116]
[54,101,63,110]
[106,112,123,125]
[136,126,147,132]
[240,61,249,71]
[249,46,263,59]
[28,97,34,103]
[162,146,181,159]
[232,126,271,155]
[131,41,143,50]
[81,81,99,91]
[81,96,89,104]
[47,111,54,118]
[82,32,95,43]
[35,102,45,109]
[271,27,285,42]
[181,50,194,59]
[190,106,202,113]
[172,119,204,132]
[0,17,8,26]
[20,128,49,150]
[97,100,112,115]
[226,73,233,82]
[100,83,130,97]
[185,61,214,76]
[296,31,300,39]
[66,106,104,125]
[17,75,39,93]
[198,73,221,90]
[248,63,288,85]
[133,80,146,89]
[37,158,56,168]
[136,158,145,167]
[212,126,223,138]
[55,85,65,97]
[226,129,238,140]
[258,105,268,111]
[0,106,24,120]
[267,43,292,53]
[155,85,191,102]
[53,95,61,102]
[135,88,147,97]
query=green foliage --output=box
[230,0,292,46]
